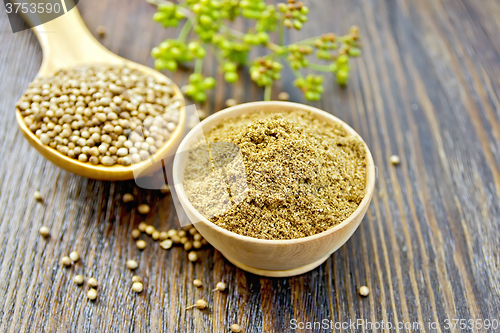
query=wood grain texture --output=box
[1,0,499,332]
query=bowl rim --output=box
[16,63,186,179]
[173,101,375,245]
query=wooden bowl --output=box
[173,101,375,277]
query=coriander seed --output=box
[39,226,50,238]
[122,193,134,203]
[186,299,207,310]
[188,227,197,236]
[74,275,84,285]
[390,155,400,165]
[132,276,142,283]
[230,324,242,332]
[145,225,155,235]
[160,184,170,194]
[152,231,160,240]
[69,251,80,262]
[88,277,98,288]
[177,230,186,237]
[160,239,173,250]
[131,229,141,239]
[184,242,193,251]
[188,251,198,262]
[159,231,168,241]
[278,91,290,101]
[359,286,369,297]
[87,288,97,301]
[193,233,202,241]
[171,235,181,244]
[138,204,150,215]
[132,282,144,293]
[193,240,202,249]
[61,256,72,267]
[193,279,203,288]
[138,222,147,232]
[126,260,138,270]
[225,98,237,107]
[136,240,146,250]
[34,191,43,202]
[167,229,177,238]
[213,281,226,292]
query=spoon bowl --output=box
[16,4,185,180]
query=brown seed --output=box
[359,286,369,297]
[188,251,198,262]
[126,260,138,270]
[277,91,290,101]
[74,275,84,285]
[193,233,202,241]
[132,276,142,283]
[69,251,80,262]
[189,227,197,236]
[193,240,202,249]
[193,279,203,288]
[88,277,98,288]
[131,229,141,239]
[87,288,98,300]
[230,324,242,332]
[132,282,144,293]
[61,256,72,267]
[152,231,160,240]
[160,239,173,250]
[177,230,186,237]
[159,231,168,241]
[138,222,147,232]
[138,204,150,215]
[160,184,170,194]
[186,299,207,310]
[95,25,106,37]
[201,239,208,246]
[136,240,146,250]
[122,193,134,203]
[167,229,177,238]
[213,281,226,292]
[34,191,43,202]
[184,242,193,251]
[145,225,155,235]
[39,226,50,238]
[390,155,400,165]
[171,235,181,244]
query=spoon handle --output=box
[19,0,119,76]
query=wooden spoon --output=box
[16,5,186,181]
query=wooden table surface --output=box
[1,0,500,332]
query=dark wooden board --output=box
[0,0,499,332]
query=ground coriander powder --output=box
[184,110,367,240]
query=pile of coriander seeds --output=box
[17,65,182,166]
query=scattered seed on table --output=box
[180,237,188,245]
[88,277,98,288]
[213,281,226,292]
[69,251,80,262]
[39,226,50,238]
[189,227,197,236]
[188,251,198,262]
[359,286,370,297]
[193,240,202,249]
[138,222,147,232]
[160,184,170,194]
[131,229,141,239]
[159,231,168,241]
[87,288,97,300]
[74,275,84,285]
[390,155,400,165]
[177,230,186,237]
[184,242,193,251]
[122,193,134,203]
[61,256,72,267]
[186,299,207,310]
[160,239,173,250]
[152,231,160,240]
[167,229,177,238]
[132,282,143,293]
[193,233,202,241]
[136,240,146,250]
[193,279,203,288]
[171,235,181,244]
[145,225,155,235]
[138,204,151,215]
[132,276,142,283]
[225,98,237,107]
[126,260,138,270]
[278,91,290,101]
[95,25,106,37]
[201,239,208,246]
[34,191,43,202]
[230,324,242,332]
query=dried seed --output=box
[188,251,198,262]
[171,235,181,244]
[74,275,84,285]
[87,288,97,300]
[230,324,242,332]
[138,222,147,232]
[186,299,207,310]
[131,229,141,239]
[160,184,170,194]
[193,233,202,241]
[95,25,106,37]
[177,230,186,237]
[132,276,142,283]
[167,229,177,238]
[126,260,138,270]
[188,227,197,236]
[145,225,155,235]
[359,286,369,297]
[160,239,173,250]
[213,281,226,292]
[39,226,50,238]
[34,191,43,202]
[193,279,203,288]
[138,204,150,215]
[184,242,193,251]
[277,91,290,101]
[122,193,134,203]
[69,251,80,262]
[136,240,146,250]
[180,237,188,245]
[390,155,400,165]
[61,256,72,267]
[132,282,144,293]
[225,98,237,107]
[193,240,202,249]
[152,231,160,240]
[159,231,168,241]
[88,277,98,288]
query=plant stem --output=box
[283,58,303,78]
[278,16,285,46]
[195,58,203,74]
[264,85,272,101]
[178,19,193,42]
[294,36,319,45]
[308,63,332,72]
